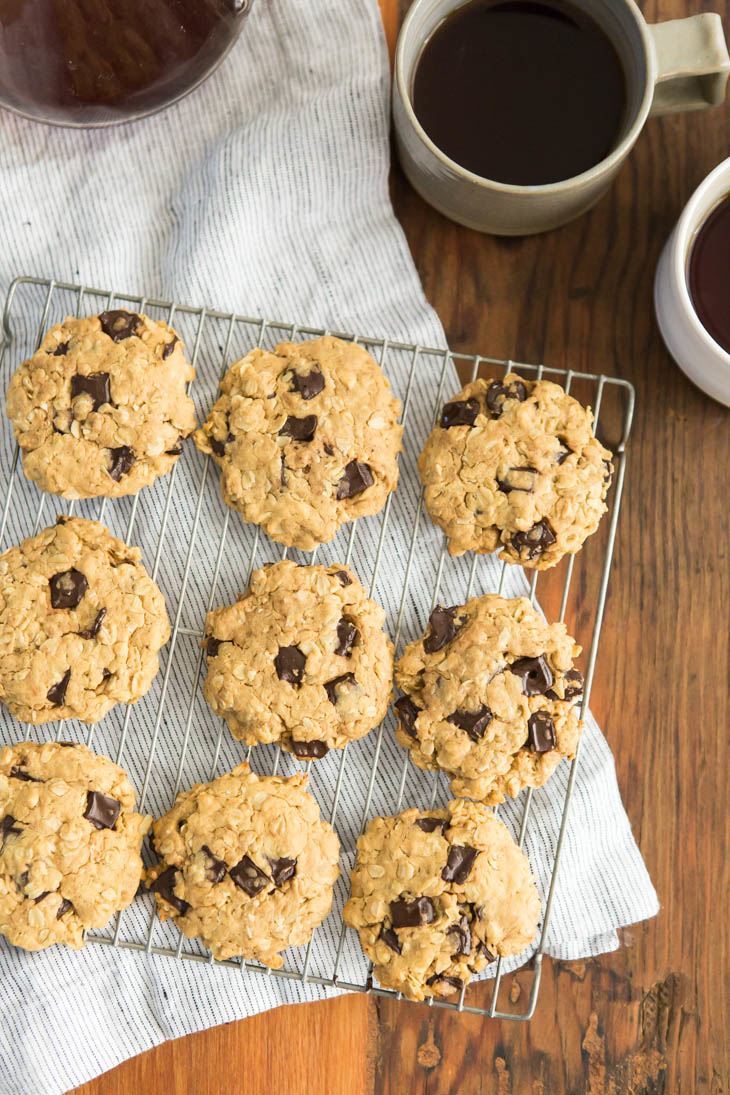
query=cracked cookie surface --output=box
[203,560,393,759]
[394,594,582,805]
[343,800,541,1001]
[0,516,170,724]
[146,764,340,965]
[194,336,402,550]
[418,374,613,567]
[0,741,150,950]
[6,311,197,499]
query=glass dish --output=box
[0,0,252,127]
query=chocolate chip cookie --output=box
[0,741,150,950]
[6,311,197,499]
[418,374,613,567]
[343,799,541,1001]
[146,764,340,965]
[203,560,393,759]
[394,594,583,805]
[194,336,402,550]
[0,516,170,724]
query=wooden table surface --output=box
[76,1,729,1091]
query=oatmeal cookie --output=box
[0,516,170,724]
[344,799,541,1001]
[194,336,402,550]
[146,764,340,965]
[6,310,196,498]
[394,594,583,804]
[0,741,150,950]
[203,560,393,759]
[418,374,612,567]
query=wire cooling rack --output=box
[0,275,634,1020]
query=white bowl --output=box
[654,157,730,406]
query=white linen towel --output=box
[0,2,658,1092]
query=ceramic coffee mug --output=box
[393,0,730,235]
[654,157,730,407]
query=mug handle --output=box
[648,13,730,116]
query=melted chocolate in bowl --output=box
[0,0,250,126]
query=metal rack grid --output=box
[0,275,635,1020]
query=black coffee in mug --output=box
[688,194,730,354]
[412,0,628,186]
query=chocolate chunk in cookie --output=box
[337,460,373,500]
[440,398,480,428]
[486,379,528,416]
[335,617,359,657]
[290,739,329,760]
[509,655,553,696]
[280,415,317,442]
[441,845,478,884]
[390,896,436,928]
[511,520,556,560]
[526,711,556,753]
[446,705,493,742]
[150,866,190,915]
[47,670,71,706]
[275,645,307,686]
[70,372,111,410]
[394,695,420,738]
[290,366,325,400]
[423,606,463,654]
[49,568,88,609]
[229,855,270,897]
[107,445,135,481]
[84,790,121,830]
[99,310,141,341]
[78,608,106,640]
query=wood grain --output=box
[76,996,374,1095]
[75,0,730,1091]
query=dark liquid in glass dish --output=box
[688,194,730,354]
[0,0,250,126]
[412,0,627,186]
